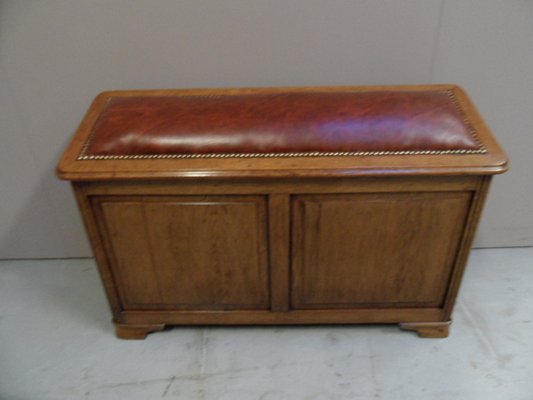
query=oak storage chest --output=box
[57,85,508,339]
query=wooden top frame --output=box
[57,85,508,181]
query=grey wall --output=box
[0,0,531,259]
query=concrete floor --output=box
[0,248,532,400]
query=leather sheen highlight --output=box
[80,90,483,159]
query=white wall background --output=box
[0,0,531,259]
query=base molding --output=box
[398,321,451,338]
[114,322,166,340]
[112,320,452,340]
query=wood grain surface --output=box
[61,86,507,339]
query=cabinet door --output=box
[93,195,269,310]
[291,192,472,309]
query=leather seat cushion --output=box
[80,90,483,159]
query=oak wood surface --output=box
[268,194,291,312]
[442,176,492,318]
[69,175,492,339]
[80,176,480,196]
[60,86,507,339]
[114,323,165,340]
[93,195,269,310]
[120,308,444,325]
[399,321,451,338]
[291,192,472,309]
[73,185,122,317]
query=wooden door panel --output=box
[94,195,269,310]
[291,192,472,309]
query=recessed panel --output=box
[291,192,472,309]
[94,195,269,310]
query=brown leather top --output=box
[57,85,508,180]
[79,90,484,159]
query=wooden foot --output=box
[114,322,166,340]
[399,321,451,338]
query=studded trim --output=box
[77,90,487,161]
[443,90,486,153]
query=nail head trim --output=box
[77,90,487,161]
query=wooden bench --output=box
[57,85,508,339]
